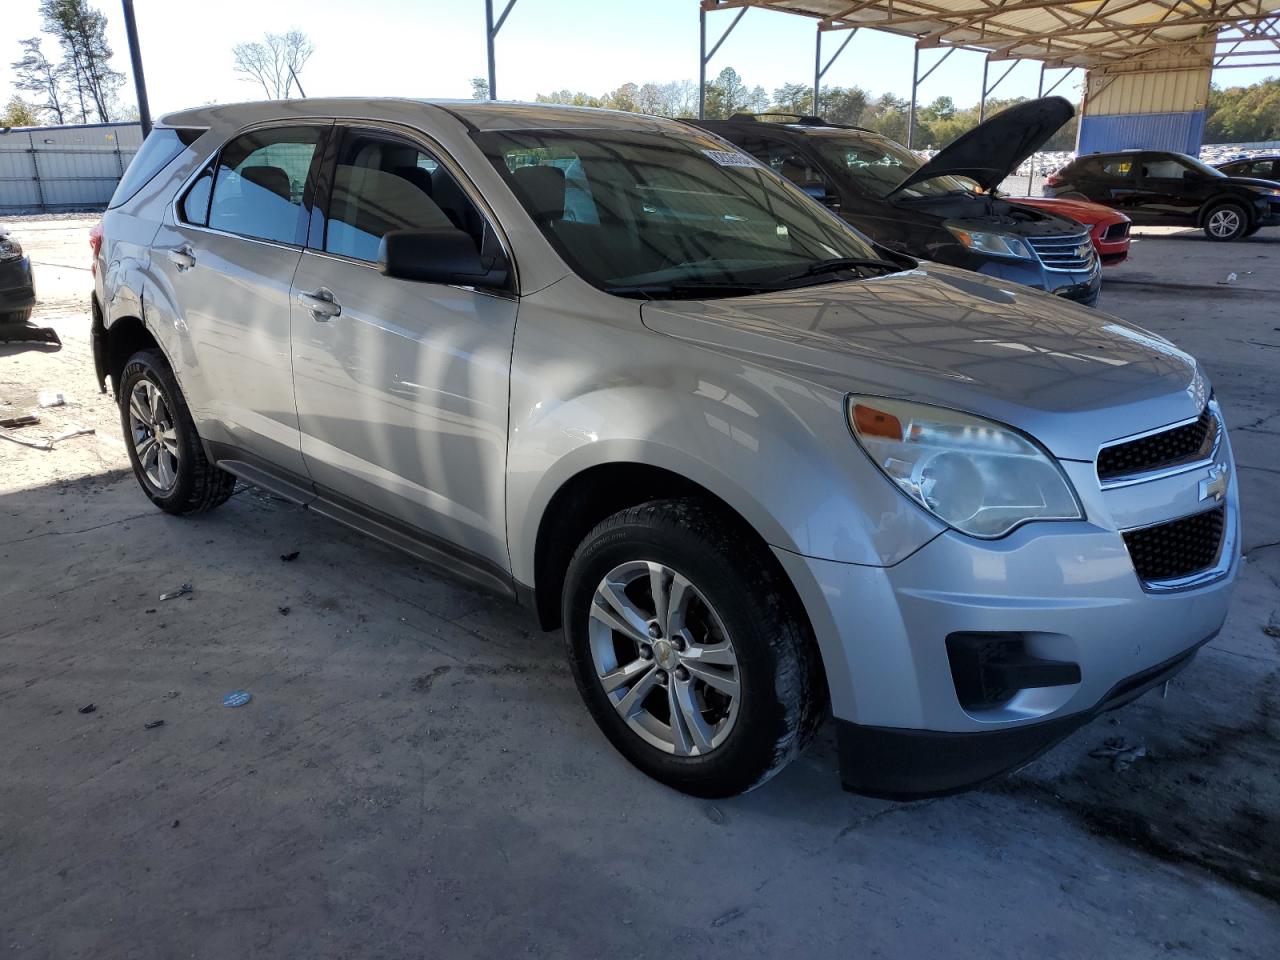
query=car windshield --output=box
[808,132,974,200]
[472,126,894,297]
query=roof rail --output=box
[727,112,873,132]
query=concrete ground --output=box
[2,216,1278,959]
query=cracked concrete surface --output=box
[1,217,1277,958]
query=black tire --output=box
[563,498,827,797]
[1,308,34,325]
[119,348,235,515]
[1202,201,1249,241]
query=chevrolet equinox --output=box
[92,99,1240,798]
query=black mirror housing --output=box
[378,228,509,289]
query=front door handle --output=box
[166,245,196,271]
[296,288,341,320]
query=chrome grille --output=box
[1027,232,1095,272]
[1122,506,1225,584]
[1097,406,1217,483]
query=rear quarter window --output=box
[108,128,203,209]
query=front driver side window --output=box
[325,132,487,263]
[206,126,321,244]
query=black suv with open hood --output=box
[693,97,1101,306]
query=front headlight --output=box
[848,396,1082,538]
[0,236,22,261]
[944,224,1034,260]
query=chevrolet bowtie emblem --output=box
[1199,463,1229,503]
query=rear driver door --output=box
[153,124,328,478]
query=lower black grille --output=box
[1123,506,1225,582]
[1098,406,1215,481]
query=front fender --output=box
[505,283,945,586]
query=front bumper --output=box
[773,446,1239,797]
[0,255,36,313]
[971,256,1101,305]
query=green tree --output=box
[704,67,750,119]
[822,85,870,126]
[470,77,489,100]
[772,82,813,116]
[1,96,41,127]
[39,0,124,122]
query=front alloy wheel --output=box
[563,498,827,797]
[128,378,181,495]
[1204,203,1247,240]
[589,560,741,756]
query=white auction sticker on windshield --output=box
[703,150,757,167]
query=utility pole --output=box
[121,0,152,136]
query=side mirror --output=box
[378,228,509,289]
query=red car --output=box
[1011,196,1131,266]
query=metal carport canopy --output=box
[711,1,1280,68]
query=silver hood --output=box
[641,265,1206,462]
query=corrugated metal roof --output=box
[710,1,1280,70]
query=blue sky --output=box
[3,0,1276,120]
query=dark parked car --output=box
[1046,150,1280,240]
[1215,154,1280,181]
[694,97,1101,306]
[0,224,36,324]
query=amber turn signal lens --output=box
[852,403,903,440]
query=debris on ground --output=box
[159,583,193,601]
[280,550,300,562]
[1089,737,1149,772]
[144,720,165,730]
[0,414,38,429]
[37,391,67,408]
[222,691,252,708]
[0,424,94,451]
[77,703,96,715]
[1263,622,1280,639]
[171,819,180,828]
[278,606,291,616]
[1218,272,1238,284]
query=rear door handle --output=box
[296,288,341,320]
[166,245,196,271]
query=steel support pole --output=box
[979,57,989,123]
[814,27,821,116]
[121,0,151,136]
[485,0,497,100]
[908,46,920,149]
[699,6,707,119]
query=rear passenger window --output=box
[1100,157,1134,178]
[324,132,487,262]
[180,166,214,226]
[206,126,321,244]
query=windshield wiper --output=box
[604,280,782,299]
[779,257,905,282]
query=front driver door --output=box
[289,124,517,577]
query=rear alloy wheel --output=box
[1203,202,1248,241]
[564,498,827,797]
[119,348,236,515]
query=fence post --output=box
[28,137,48,213]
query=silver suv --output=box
[92,99,1239,798]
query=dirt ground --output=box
[2,215,1278,959]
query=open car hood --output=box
[888,96,1074,196]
